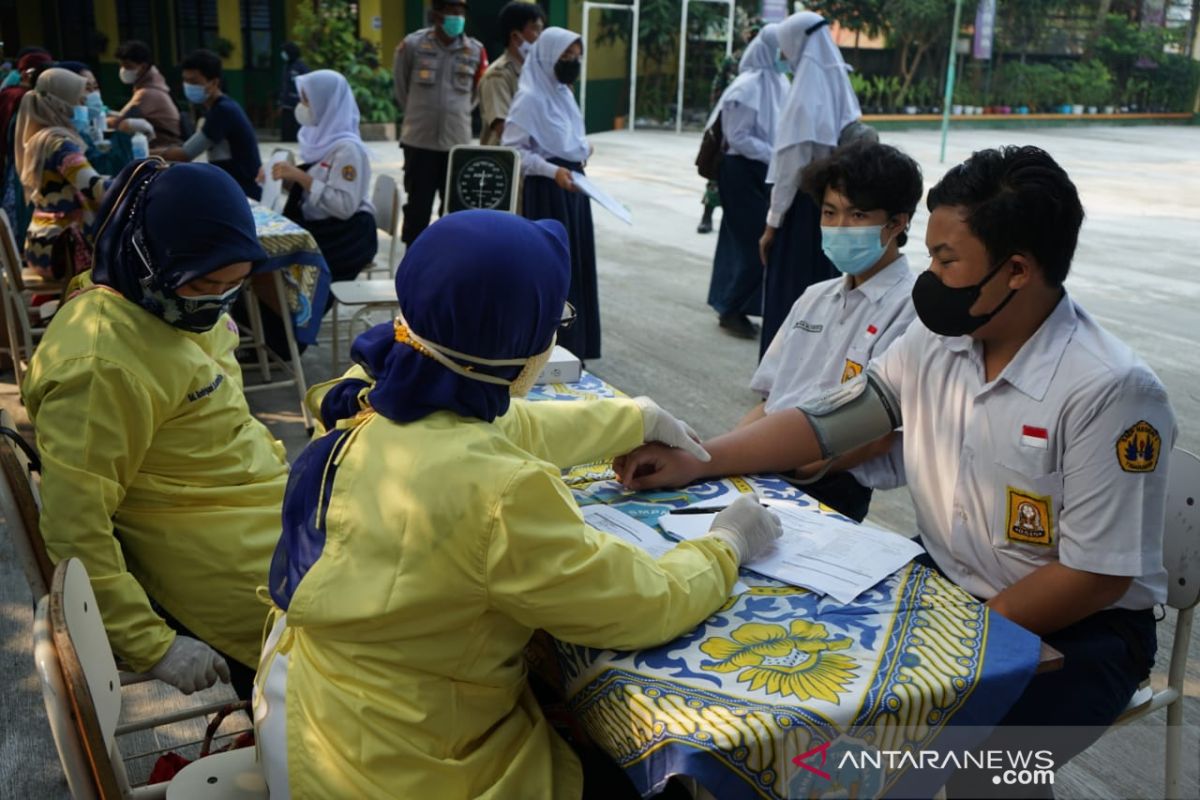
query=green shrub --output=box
[292,0,397,124]
[1064,60,1113,108]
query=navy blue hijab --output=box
[270,210,571,610]
[91,159,267,314]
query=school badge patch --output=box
[841,359,863,383]
[1116,420,1161,473]
[342,164,357,182]
[1005,487,1054,546]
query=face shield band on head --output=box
[394,307,558,397]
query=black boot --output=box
[697,204,714,234]
[718,313,759,340]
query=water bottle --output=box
[72,105,90,137]
[131,132,149,160]
[88,106,105,143]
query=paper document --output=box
[260,150,290,212]
[582,505,677,559]
[571,172,632,225]
[659,502,923,604]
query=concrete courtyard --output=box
[0,123,1197,798]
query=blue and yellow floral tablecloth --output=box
[249,203,331,345]
[531,373,1041,799]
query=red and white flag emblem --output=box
[1021,425,1049,449]
[866,324,878,337]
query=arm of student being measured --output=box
[614,408,824,491]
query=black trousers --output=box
[401,145,449,245]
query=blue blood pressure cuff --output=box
[797,372,902,460]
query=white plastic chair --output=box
[364,173,403,279]
[34,558,267,799]
[1111,446,1199,799]
[326,174,404,372]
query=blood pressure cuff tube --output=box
[797,372,902,460]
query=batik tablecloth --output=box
[531,372,1042,799]
[249,203,331,345]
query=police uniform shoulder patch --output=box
[840,359,863,383]
[1006,487,1054,546]
[342,164,357,182]
[1116,420,1161,473]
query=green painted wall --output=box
[584,77,624,133]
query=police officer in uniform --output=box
[393,0,485,245]
[616,146,1175,794]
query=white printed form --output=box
[582,505,677,559]
[659,502,924,604]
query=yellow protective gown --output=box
[260,394,738,799]
[22,286,289,671]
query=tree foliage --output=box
[291,0,397,123]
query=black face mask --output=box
[554,59,581,85]
[911,258,1017,337]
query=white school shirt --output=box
[856,294,1174,609]
[301,140,374,221]
[765,141,833,228]
[503,121,576,180]
[752,254,917,413]
[722,100,774,165]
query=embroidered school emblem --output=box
[1116,420,1161,473]
[1005,487,1053,546]
[342,164,357,182]
[840,359,863,383]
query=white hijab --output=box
[295,69,368,166]
[504,27,589,163]
[769,12,861,181]
[707,23,789,142]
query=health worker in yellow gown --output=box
[253,209,782,799]
[23,160,288,700]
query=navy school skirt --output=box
[521,158,601,361]
[759,192,835,358]
[707,154,768,318]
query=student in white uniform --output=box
[252,69,378,358]
[616,146,1173,787]
[705,23,788,340]
[621,142,920,521]
[757,11,862,358]
[502,27,601,361]
[274,69,377,284]
[748,141,922,520]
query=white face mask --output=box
[294,103,313,127]
[119,67,140,85]
[508,335,556,397]
[517,39,533,60]
[394,309,556,397]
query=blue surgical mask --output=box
[441,14,466,37]
[183,82,208,104]
[85,90,103,110]
[821,225,889,276]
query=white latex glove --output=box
[148,635,232,695]
[633,396,711,462]
[705,495,782,564]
